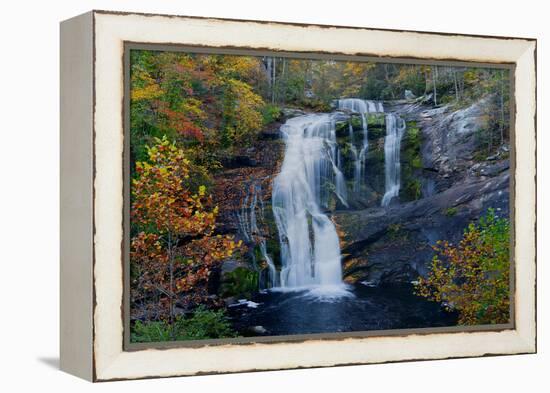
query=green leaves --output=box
[260,103,282,125]
[174,306,236,340]
[220,267,259,298]
[415,209,510,325]
[131,307,236,342]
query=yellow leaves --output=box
[132,136,214,237]
[138,161,152,171]
[131,68,163,101]
[343,62,369,78]
[223,78,265,144]
[218,56,260,81]
[393,65,422,84]
[179,98,207,121]
[132,83,163,101]
[175,54,195,72]
[463,70,480,85]
[227,78,264,107]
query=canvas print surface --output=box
[128,49,511,344]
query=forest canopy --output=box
[130,51,510,172]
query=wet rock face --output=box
[211,122,285,237]
[385,96,497,203]
[334,113,387,208]
[335,171,509,284]
[280,107,307,118]
[212,97,510,288]
[417,97,493,183]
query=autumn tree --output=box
[415,209,510,325]
[220,78,265,147]
[131,136,242,324]
[130,50,271,167]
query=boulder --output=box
[404,90,416,100]
[281,107,306,118]
[220,259,248,275]
[248,325,269,335]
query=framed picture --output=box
[60,10,537,381]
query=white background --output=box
[0,0,546,391]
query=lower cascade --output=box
[271,114,346,292]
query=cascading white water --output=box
[271,114,347,291]
[348,121,360,192]
[237,181,278,288]
[356,112,368,188]
[381,114,406,207]
[337,98,384,192]
[246,100,402,293]
[337,98,384,114]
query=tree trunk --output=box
[265,57,272,88]
[280,58,287,105]
[384,64,395,99]
[432,66,438,106]
[454,69,459,101]
[499,70,506,145]
[167,232,175,335]
[423,67,429,95]
[271,58,277,103]
[264,57,273,99]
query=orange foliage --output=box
[131,137,244,320]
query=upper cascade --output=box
[337,98,384,113]
[337,98,384,193]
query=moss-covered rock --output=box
[366,113,386,139]
[335,120,349,137]
[220,267,259,298]
[399,120,424,202]
[363,138,386,202]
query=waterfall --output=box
[381,114,406,207]
[357,112,368,188]
[244,99,403,293]
[336,99,405,207]
[348,120,360,192]
[271,114,347,291]
[337,98,384,193]
[237,181,278,288]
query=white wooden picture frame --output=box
[60,10,536,381]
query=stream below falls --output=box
[228,283,458,337]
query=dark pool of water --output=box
[228,283,458,336]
